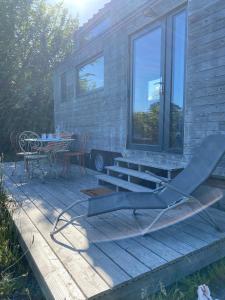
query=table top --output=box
[25,138,74,142]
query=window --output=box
[132,27,162,146]
[60,71,74,102]
[129,8,187,152]
[84,18,110,41]
[169,10,186,150]
[77,56,104,95]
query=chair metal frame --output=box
[51,172,223,238]
[18,131,48,180]
[62,133,88,177]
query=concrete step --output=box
[96,174,153,192]
[105,165,161,185]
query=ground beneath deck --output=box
[3,162,225,300]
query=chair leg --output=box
[50,199,88,237]
[82,154,86,174]
[11,160,17,176]
[78,155,83,174]
[133,209,137,215]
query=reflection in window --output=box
[78,56,104,95]
[169,10,186,150]
[84,18,110,41]
[132,27,162,145]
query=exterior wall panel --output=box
[53,0,225,176]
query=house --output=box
[53,0,225,176]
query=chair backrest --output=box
[10,131,19,153]
[18,131,40,153]
[160,134,225,206]
[69,133,88,153]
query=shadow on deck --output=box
[3,162,225,300]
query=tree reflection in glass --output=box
[132,27,162,145]
[78,56,104,95]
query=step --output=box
[115,157,186,171]
[96,174,153,192]
[105,166,162,185]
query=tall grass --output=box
[0,154,44,299]
[150,256,225,300]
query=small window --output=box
[78,56,104,95]
[84,18,110,41]
[60,72,74,102]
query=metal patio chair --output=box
[18,131,48,179]
[10,130,39,176]
[51,134,225,239]
[61,133,88,176]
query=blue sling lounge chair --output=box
[51,134,225,240]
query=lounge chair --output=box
[51,134,225,239]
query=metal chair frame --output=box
[51,174,223,238]
[18,131,48,180]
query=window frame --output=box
[128,20,166,152]
[76,54,105,97]
[164,8,187,153]
[128,5,187,154]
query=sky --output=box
[47,0,110,25]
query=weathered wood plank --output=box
[21,183,131,287]
[8,166,150,280]
[4,161,225,300]
[36,181,151,277]
[4,179,85,300]
[4,176,111,299]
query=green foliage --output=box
[133,102,160,143]
[0,190,44,298]
[0,0,78,153]
[150,255,225,300]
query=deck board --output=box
[3,162,225,300]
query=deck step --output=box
[97,174,153,192]
[115,157,186,171]
[105,166,161,184]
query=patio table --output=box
[24,137,75,178]
[25,138,74,142]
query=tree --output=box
[0,0,78,153]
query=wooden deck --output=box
[3,162,225,300]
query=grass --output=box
[149,256,225,300]
[0,185,44,299]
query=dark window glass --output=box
[132,27,162,145]
[78,56,104,95]
[60,72,67,102]
[130,8,187,152]
[169,10,186,150]
[85,18,110,41]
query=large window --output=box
[130,8,186,152]
[77,56,104,95]
[132,27,162,146]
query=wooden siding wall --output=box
[53,0,225,176]
[185,0,225,176]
